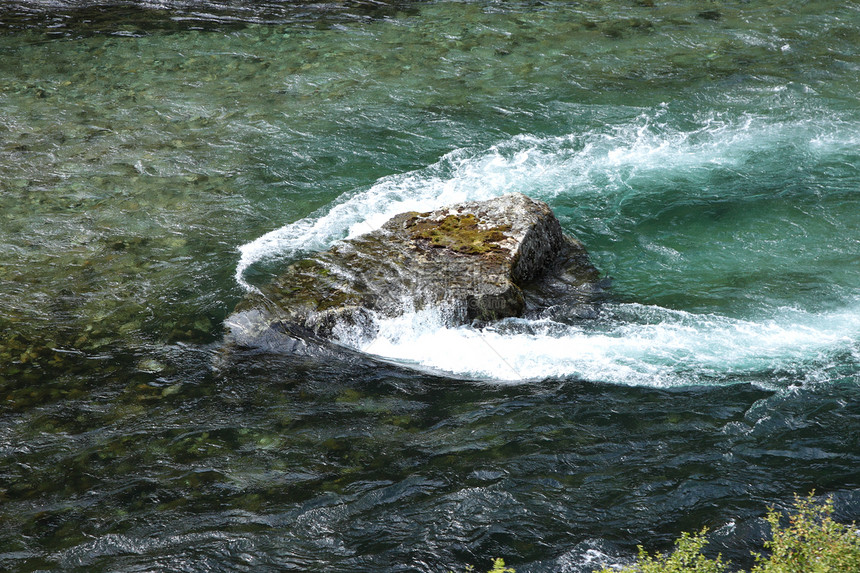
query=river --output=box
[1,1,859,571]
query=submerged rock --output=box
[226,193,605,349]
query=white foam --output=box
[345,303,860,386]
[235,110,816,291]
[234,110,860,385]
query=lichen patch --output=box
[407,213,511,255]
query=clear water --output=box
[1,1,859,571]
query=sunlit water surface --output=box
[2,1,859,571]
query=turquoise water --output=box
[1,1,859,571]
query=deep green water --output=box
[2,1,859,571]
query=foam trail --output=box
[349,303,860,386]
[233,139,579,290]
[235,111,838,291]
[233,108,860,384]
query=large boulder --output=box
[226,193,604,348]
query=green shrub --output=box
[453,557,515,573]
[487,558,516,573]
[751,494,860,573]
[594,528,728,573]
[594,494,860,573]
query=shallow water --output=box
[1,1,859,571]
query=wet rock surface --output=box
[226,193,604,348]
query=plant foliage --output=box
[454,557,516,573]
[595,528,728,573]
[594,494,860,573]
[487,558,516,573]
[751,494,860,573]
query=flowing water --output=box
[1,1,859,571]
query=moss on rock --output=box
[407,212,511,255]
